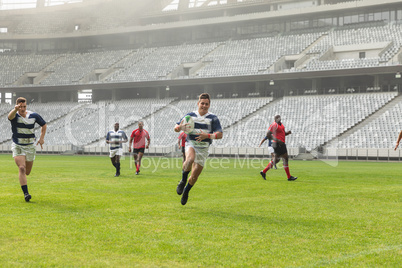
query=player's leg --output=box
[282,153,297,181]
[111,155,117,168]
[271,153,277,169]
[260,154,277,179]
[115,155,121,176]
[136,151,144,174]
[182,147,186,163]
[177,147,195,195]
[133,152,139,174]
[14,155,31,201]
[181,162,203,205]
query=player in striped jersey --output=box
[8,97,47,202]
[106,123,128,177]
[174,93,223,205]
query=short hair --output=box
[16,97,26,104]
[199,93,210,103]
[274,115,281,120]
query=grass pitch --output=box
[0,154,401,267]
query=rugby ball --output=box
[181,115,194,134]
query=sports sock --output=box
[112,162,116,167]
[284,166,291,179]
[21,185,29,195]
[181,170,190,183]
[183,182,193,193]
[116,163,120,173]
[263,161,273,173]
[136,163,139,172]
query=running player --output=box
[260,115,297,181]
[106,122,128,177]
[174,93,223,205]
[8,97,47,202]
[128,121,150,175]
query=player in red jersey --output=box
[128,121,150,175]
[395,130,402,150]
[178,131,187,162]
[260,115,297,181]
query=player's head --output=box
[198,93,210,115]
[138,121,144,129]
[114,122,119,131]
[274,115,281,124]
[15,97,27,114]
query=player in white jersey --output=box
[8,97,47,202]
[106,122,128,177]
[174,93,223,205]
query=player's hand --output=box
[287,130,292,135]
[14,103,22,111]
[195,130,208,142]
[36,138,44,149]
[128,147,132,153]
[146,145,149,149]
[180,123,192,133]
[395,142,399,151]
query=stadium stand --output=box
[214,92,398,149]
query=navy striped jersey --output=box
[9,110,46,146]
[106,130,128,150]
[177,111,222,148]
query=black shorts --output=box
[273,143,288,156]
[134,148,145,154]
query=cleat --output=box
[260,171,266,180]
[135,171,139,175]
[288,176,298,181]
[274,165,277,170]
[114,173,120,177]
[181,190,189,205]
[24,193,31,202]
[176,181,186,195]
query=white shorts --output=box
[12,143,36,162]
[109,148,123,158]
[185,142,209,167]
[268,146,274,154]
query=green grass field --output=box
[0,154,401,267]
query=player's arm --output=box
[395,130,402,150]
[128,136,133,152]
[267,130,284,145]
[121,133,128,144]
[259,137,267,147]
[196,131,222,141]
[146,136,150,149]
[106,133,110,144]
[8,104,21,120]
[36,124,47,149]
[285,130,292,136]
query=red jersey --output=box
[131,128,150,149]
[268,122,286,143]
[178,132,187,147]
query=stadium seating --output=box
[213,92,398,150]
[333,95,402,149]
[1,21,401,86]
